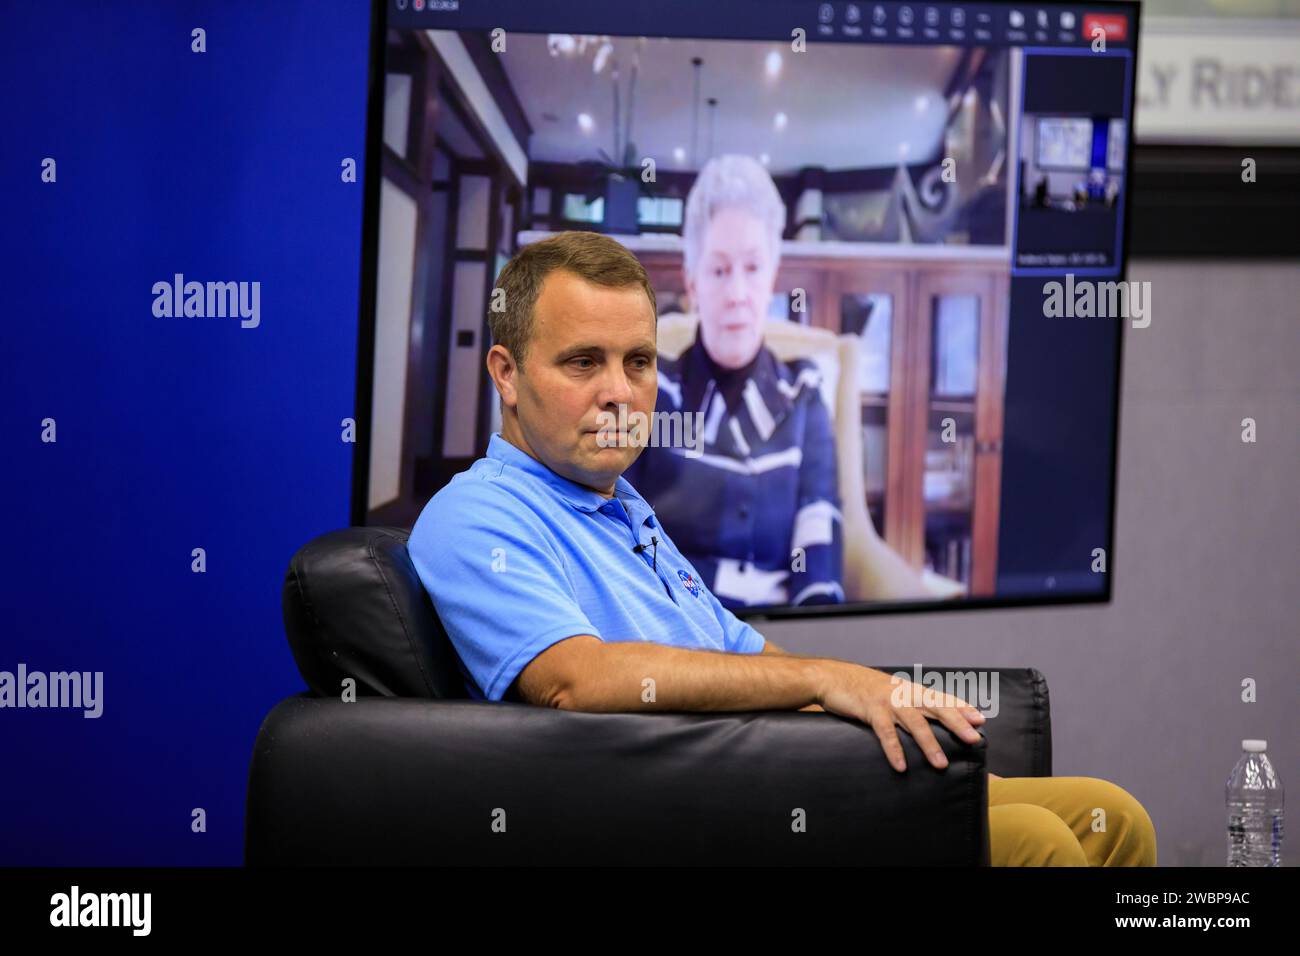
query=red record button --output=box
[1082,13,1128,41]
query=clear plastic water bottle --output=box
[1226,739,1284,866]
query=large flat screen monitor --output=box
[354,0,1140,620]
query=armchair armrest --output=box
[245,696,990,865]
[871,665,1052,779]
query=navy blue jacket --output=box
[622,329,845,610]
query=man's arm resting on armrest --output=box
[515,635,989,775]
[516,635,825,713]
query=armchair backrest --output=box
[282,526,468,699]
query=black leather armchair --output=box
[245,527,1053,865]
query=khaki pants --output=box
[989,776,1157,866]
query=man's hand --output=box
[815,660,986,773]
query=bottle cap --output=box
[1242,739,1267,752]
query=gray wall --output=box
[760,259,1299,867]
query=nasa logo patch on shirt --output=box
[677,569,702,598]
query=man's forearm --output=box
[559,641,825,713]
[763,640,825,711]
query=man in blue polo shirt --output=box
[412,430,762,702]
[410,230,765,704]
[406,230,1156,867]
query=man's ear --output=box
[485,344,520,409]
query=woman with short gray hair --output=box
[625,154,843,609]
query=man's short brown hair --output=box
[488,230,657,369]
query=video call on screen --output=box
[362,1,1136,616]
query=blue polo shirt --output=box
[408,433,767,701]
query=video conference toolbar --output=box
[388,1,1135,50]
